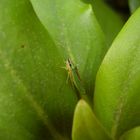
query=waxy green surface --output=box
[94,8,140,139]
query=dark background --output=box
[105,0,130,15]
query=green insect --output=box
[65,59,80,84]
[65,58,87,100]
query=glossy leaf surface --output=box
[0,0,77,139]
[120,127,140,140]
[94,8,140,139]
[86,0,124,46]
[72,100,111,140]
[30,0,107,98]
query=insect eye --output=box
[69,63,72,67]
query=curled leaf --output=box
[72,100,111,140]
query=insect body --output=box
[65,58,86,99]
[65,58,91,106]
[66,59,80,85]
[65,59,80,84]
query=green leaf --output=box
[129,0,140,13]
[72,100,112,140]
[30,0,107,99]
[94,8,140,139]
[85,0,124,46]
[0,0,77,139]
[120,127,140,140]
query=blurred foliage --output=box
[129,0,140,13]
[0,0,140,140]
